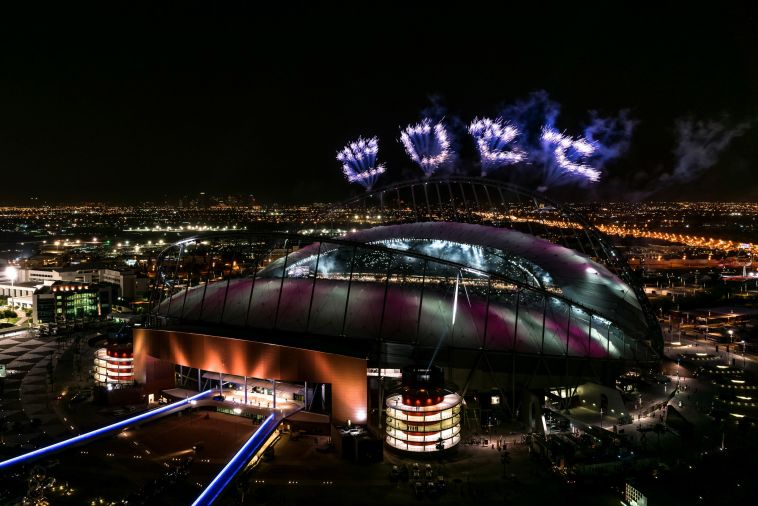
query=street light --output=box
[4,266,17,310]
[676,359,680,387]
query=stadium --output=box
[136,177,661,451]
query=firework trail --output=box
[400,118,452,177]
[540,128,600,187]
[468,117,526,176]
[336,136,386,190]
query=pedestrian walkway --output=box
[1,330,71,444]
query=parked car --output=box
[413,481,424,497]
[399,464,409,481]
[412,463,420,479]
[70,392,88,404]
[436,475,446,491]
[390,465,399,482]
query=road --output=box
[662,325,757,373]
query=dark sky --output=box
[1,3,756,204]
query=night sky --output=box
[1,3,756,204]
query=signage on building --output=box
[366,368,402,378]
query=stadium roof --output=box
[264,222,646,338]
[157,222,653,362]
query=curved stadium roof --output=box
[275,222,645,334]
[156,222,655,363]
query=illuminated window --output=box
[385,391,462,453]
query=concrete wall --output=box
[133,328,367,425]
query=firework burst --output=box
[400,118,451,177]
[540,128,600,183]
[468,117,526,176]
[337,136,386,190]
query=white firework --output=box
[400,118,452,177]
[468,117,526,176]
[337,136,386,190]
[541,128,600,182]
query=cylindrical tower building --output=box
[385,367,462,453]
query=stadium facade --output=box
[136,177,660,440]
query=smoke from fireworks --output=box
[498,90,636,188]
[582,110,637,170]
[400,118,452,177]
[337,136,386,190]
[661,117,751,184]
[500,90,561,137]
[540,128,600,184]
[468,117,526,176]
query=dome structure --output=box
[155,221,654,363]
[147,178,660,428]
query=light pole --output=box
[4,266,17,310]
[676,359,680,387]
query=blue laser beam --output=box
[0,390,214,470]
[192,413,278,506]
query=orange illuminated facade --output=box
[133,328,367,424]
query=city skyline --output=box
[0,3,756,204]
[1,4,757,505]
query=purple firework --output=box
[468,117,526,176]
[337,136,386,190]
[540,128,600,183]
[400,119,451,177]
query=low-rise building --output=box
[16,267,141,300]
[32,281,118,324]
[0,281,39,309]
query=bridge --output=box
[0,390,290,505]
